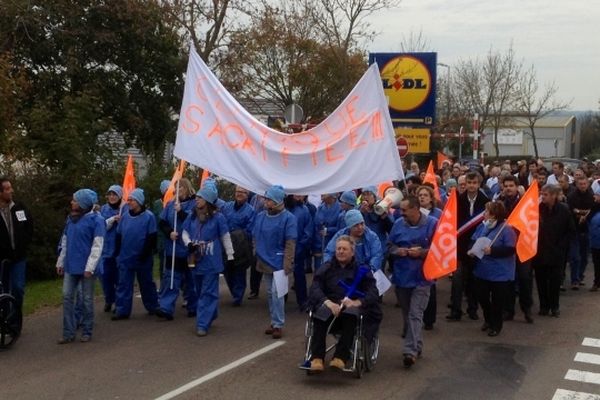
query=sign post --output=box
[472,113,480,160]
[397,137,409,158]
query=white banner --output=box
[174,47,404,195]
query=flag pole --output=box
[169,178,181,290]
[488,222,507,247]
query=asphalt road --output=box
[3,274,600,400]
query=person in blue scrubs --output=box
[156,178,198,320]
[100,184,122,313]
[253,185,297,339]
[311,193,340,271]
[336,190,357,231]
[112,189,159,320]
[469,201,516,337]
[56,189,105,343]
[221,186,255,306]
[182,186,234,336]
[360,186,393,254]
[324,209,383,272]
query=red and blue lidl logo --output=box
[381,55,432,112]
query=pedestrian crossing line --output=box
[583,338,600,348]
[154,340,286,400]
[565,369,600,386]
[575,353,600,366]
[553,388,600,400]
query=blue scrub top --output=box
[472,222,517,282]
[160,198,196,258]
[182,212,230,275]
[312,201,341,251]
[253,209,298,271]
[388,214,437,288]
[117,210,157,269]
[64,212,106,275]
[221,201,256,236]
[323,226,383,271]
[100,204,120,258]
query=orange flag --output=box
[506,181,539,262]
[121,155,136,205]
[200,169,210,187]
[162,160,187,206]
[423,160,441,201]
[437,151,450,170]
[423,189,458,280]
[377,181,394,199]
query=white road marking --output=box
[583,338,600,348]
[576,353,600,366]
[553,388,600,400]
[154,341,286,400]
[565,369,600,385]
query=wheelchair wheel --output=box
[354,338,364,379]
[364,336,379,372]
[0,294,22,349]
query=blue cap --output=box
[128,188,145,206]
[159,180,171,195]
[362,186,377,195]
[73,189,95,210]
[265,185,285,205]
[196,186,218,205]
[446,178,457,189]
[340,190,357,206]
[107,184,123,198]
[344,209,364,228]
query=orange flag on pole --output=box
[506,181,539,262]
[437,151,450,170]
[200,169,210,187]
[423,160,441,202]
[423,188,458,280]
[162,160,187,206]
[121,155,136,206]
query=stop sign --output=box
[397,137,409,158]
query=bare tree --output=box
[453,45,523,157]
[515,65,571,158]
[399,29,431,52]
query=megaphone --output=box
[374,187,403,216]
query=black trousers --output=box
[475,278,510,332]
[450,260,479,316]
[504,261,534,316]
[423,284,437,326]
[534,263,562,311]
[311,313,357,362]
[592,248,600,287]
[249,262,262,295]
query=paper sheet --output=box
[470,237,492,259]
[373,269,392,295]
[273,270,289,298]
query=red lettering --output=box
[371,112,384,140]
[182,105,204,134]
[345,96,365,124]
[194,78,208,102]
[323,112,348,138]
[325,142,343,163]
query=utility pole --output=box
[473,113,480,160]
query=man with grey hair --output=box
[534,184,575,317]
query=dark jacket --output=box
[457,190,489,261]
[567,188,595,233]
[307,257,382,322]
[533,202,575,267]
[0,201,33,262]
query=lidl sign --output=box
[369,52,437,127]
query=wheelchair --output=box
[299,310,379,379]
[0,259,22,350]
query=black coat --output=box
[457,190,489,261]
[533,202,575,267]
[0,201,33,263]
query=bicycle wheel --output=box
[0,294,22,349]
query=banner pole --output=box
[169,179,180,290]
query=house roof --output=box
[507,115,575,128]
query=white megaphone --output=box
[374,187,403,216]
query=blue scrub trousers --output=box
[115,264,158,317]
[101,257,119,306]
[194,273,220,330]
[293,248,307,308]
[159,266,198,315]
[224,268,246,305]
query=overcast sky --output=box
[369,0,600,111]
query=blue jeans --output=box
[569,232,590,284]
[264,273,285,328]
[159,266,198,315]
[115,266,158,317]
[63,273,95,338]
[101,257,119,305]
[1,259,26,313]
[194,273,219,330]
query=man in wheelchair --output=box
[304,235,382,373]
